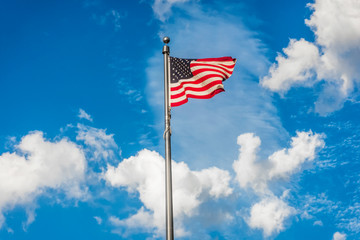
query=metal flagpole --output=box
[162,36,174,240]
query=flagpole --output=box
[162,36,174,240]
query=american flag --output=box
[169,56,236,107]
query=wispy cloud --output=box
[261,0,360,115]
[296,191,360,236]
[152,0,190,21]
[94,216,103,225]
[337,202,360,234]
[146,1,287,168]
[76,123,118,162]
[92,9,125,32]
[313,220,323,226]
[78,108,93,122]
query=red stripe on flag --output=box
[191,68,229,78]
[196,57,236,62]
[171,74,225,91]
[171,80,223,98]
[190,63,235,75]
[191,62,236,70]
[171,89,225,107]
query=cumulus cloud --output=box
[78,108,93,122]
[261,39,320,92]
[333,231,347,240]
[233,131,324,236]
[232,133,265,191]
[261,0,360,115]
[233,131,325,193]
[268,131,325,179]
[0,131,87,227]
[248,195,295,236]
[104,149,232,237]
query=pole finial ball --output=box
[163,36,170,44]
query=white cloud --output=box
[109,207,155,237]
[333,231,347,240]
[94,216,102,225]
[146,2,286,170]
[78,108,93,122]
[248,195,295,236]
[300,211,313,220]
[268,131,325,179]
[104,149,232,237]
[92,9,125,31]
[76,123,118,161]
[232,133,266,192]
[22,207,36,231]
[0,131,87,228]
[337,202,360,234]
[300,194,360,235]
[152,0,190,21]
[261,39,320,92]
[302,193,339,216]
[313,220,323,226]
[233,131,325,193]
[261,0,360,115]
[108,9,123,31]
[0,215,4,229]
[233,131,324,236]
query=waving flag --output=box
[169,56,236,107]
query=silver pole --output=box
[162,36,174,240]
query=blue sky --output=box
[0,0,359,239]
